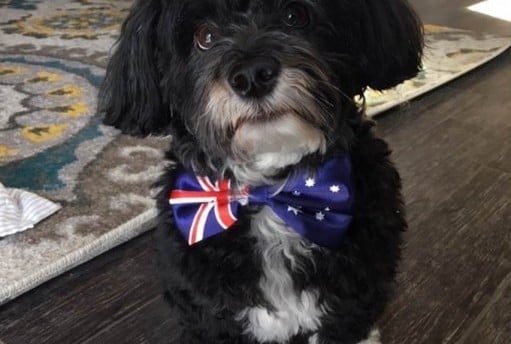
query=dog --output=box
[99,0,423,343]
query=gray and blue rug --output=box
[1,0,510,304]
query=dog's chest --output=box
[237,207,324,343]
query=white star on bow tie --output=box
[330,185,340,193]
[305,178,316,187]
[316,212,325,221]
[287,205,302,215]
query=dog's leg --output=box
[311,310,383,344]
[167,293,262,344]
[173,318,250,344]
[357,329,382,344]
[308,329,381,344]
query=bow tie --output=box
[169,155,354,249]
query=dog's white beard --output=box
[230,114,326,185]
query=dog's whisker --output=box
[317,78,358,107]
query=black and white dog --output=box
[99,0,423,343]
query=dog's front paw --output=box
[309,333,319,344]
[309,329,381,344]
[357,329,381,344]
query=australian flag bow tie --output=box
[169,155,354,248]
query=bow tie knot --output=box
[169,155,354,249]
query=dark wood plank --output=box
[374,12,511,341]
[376,85,486,152]
[379,167,511,343]
[458,273,511,344]
[81,296,178,344]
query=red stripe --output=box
[215,180,237,228]
[215,205,237,229]
[170,190,222,200]
[198,176,216,191]
[190,203,209,245]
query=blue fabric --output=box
[169,155,354,249]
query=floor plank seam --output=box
[80,295,162,344]
[452,271,511,344]
[481,164,511,177]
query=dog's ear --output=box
[359,0,424,90]
[99,0,171,136]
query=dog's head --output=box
[99,0,423,179]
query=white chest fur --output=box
[237,207,325,343]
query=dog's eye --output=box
[195,24,218,51]
[282,2,310,28]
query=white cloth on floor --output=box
[0,183,61,237]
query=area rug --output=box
[1,0,510,305]
[365,24,511,115]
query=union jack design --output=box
[169,176,239,245]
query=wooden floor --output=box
[1,1,510,343]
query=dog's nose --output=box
[228,57,281,98]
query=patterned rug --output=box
[1,0,510,305]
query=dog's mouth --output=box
[231,105,286,129]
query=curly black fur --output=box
[99,0,423,343]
